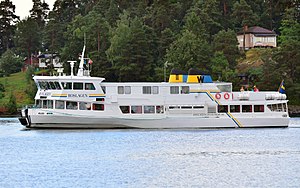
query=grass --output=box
[0,71,34,108]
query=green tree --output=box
[30,0,49,27]
[6,92,17,114]
[14,18,41,61]
[0,49,22,76]
[274,7,300,104]
[0,0,19,55]
[211,51,235,81]
[213,29,240,68]
[232,0,258,50]
[165,30,212,71]
[106,11,154,81]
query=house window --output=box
[170,86,179,94]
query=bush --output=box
[6,92,17,115]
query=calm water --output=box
[0,118,300,187]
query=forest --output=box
[0,0,299,105]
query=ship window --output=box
[169,105,180,110]
[101,86,106,94]
[125,86,131,94]
[48,100,53,109]
[118,86,124,94]
[144,105,155,113]
[85,83,95,90]
[42,100,48,108]
[152,86,159,94]
[242,105,252,113]
[55,100,65,109]
[218,105,228,113]
[283,103,287,112]
[254,105,264,112]
[181,86,189,94]
[74,82,83,90]
[36,100,42,108]
[156,105,164,113]
[79,102,91,110]
[39,81,48,90]
[170,86,179,94]
[208,106,216,113]
[131,106,142,114]
[120,106,130,113]
[143,86,151,94]
[193,105,204,109]
[181,106,192,109]
[49,82,56,89]
[63,82,72,90]
[93,104,104,111]
[54,82,61,90]
[66,101,78,110]
[230,105,240,113]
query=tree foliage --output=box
[0,0,19,55]
[0,49,22,76]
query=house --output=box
[22,56,39,71]
[38,53,62,68]
[237,26,277,50]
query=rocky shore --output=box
[289,105,300,117]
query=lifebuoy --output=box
[224,92,230,100]
[215,93,221,99]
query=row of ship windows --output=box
[118,86,190,95]
[217,103,287,113]
[38,81,190,95]
[120,105,164,114]
[36,100,104,111]
[38,81,97,91]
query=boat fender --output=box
[215,93,221,99]
[224,92,230,100]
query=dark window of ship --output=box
[218,105,228,113]
[242,105,252,113]
[170,86,179,94]
[254,105,264,112]
[230,105,240,113]
[120,106,130,113]
[73,82,83,90]
[93,104,104,111]
[85,83,95,90]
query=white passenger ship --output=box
[19,47,289,128]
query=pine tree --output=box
[30,0,49,27]
[0,0,19,55]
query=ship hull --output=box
[24,113,289,129]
